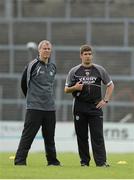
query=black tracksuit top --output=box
[65,63,113,114]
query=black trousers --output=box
[14,109,59,165]
[74,111,106,166]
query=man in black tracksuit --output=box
[14,40,61,166]
[64,44,114,167]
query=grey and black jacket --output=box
[21,58,56,111]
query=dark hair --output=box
[80,44,92,54]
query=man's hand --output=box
[74,81,83,91]
[64,81,83,93]
[96,99,107,109]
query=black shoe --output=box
[81,163,89,167]
[47,161,62,166]
[96,162,110,167]
[14,158,26,166]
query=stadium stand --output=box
[0,0,134,122]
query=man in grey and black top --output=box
[14,40,61,166]
[64,44,114,167]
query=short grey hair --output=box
[38,40,52,50]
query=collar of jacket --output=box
[36,56,50,65]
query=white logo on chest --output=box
[79,76,97,84]
[50,71,54,76]
[36,66,45,76]
[40,71,45,74]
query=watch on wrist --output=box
[103,98,108,103]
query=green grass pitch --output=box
[0,152,134,179]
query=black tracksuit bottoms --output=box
[14,109,59,165]
[74,111,106,166]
